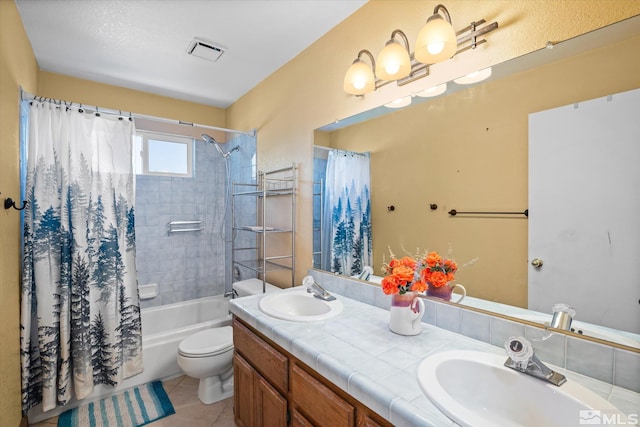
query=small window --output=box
[136,131,193,177]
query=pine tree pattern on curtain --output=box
[321,151,372,275]
[20,101,142,413]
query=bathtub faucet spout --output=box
[224,289,238,299]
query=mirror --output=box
[313,16,640,350]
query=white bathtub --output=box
[29,295,232,423]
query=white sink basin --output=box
[259,290,343,322]
[417,350,626,427]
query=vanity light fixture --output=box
[375,30,412,81]
[414,4,457,64]
[416,82,448,98]
[343,4,498,97]
[343,50,376,95]
[453,67,492,84]
[384,95,412,109]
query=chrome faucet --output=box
[504,336,566,386]
[550,303,576,331]
[302,276,336,301]
[224,289,238,299]
[357,266,373,281]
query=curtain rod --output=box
[20,88,254,136]
[314,146,369,157]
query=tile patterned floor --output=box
[30,376,236,427]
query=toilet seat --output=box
[178,326,233,358]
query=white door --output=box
[528,88,640,334]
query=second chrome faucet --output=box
[302,276,336,301]
[504,336,567,386]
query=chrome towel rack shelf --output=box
[168,220,204,235]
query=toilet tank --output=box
[233,278,280,297]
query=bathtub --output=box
[135,295,232,384]
[29,295,231,423]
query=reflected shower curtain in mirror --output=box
[321,150,372,275]
[20,100,142,413]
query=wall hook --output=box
[4,197,27,211]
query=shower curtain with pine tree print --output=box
[321,150,372,275]
[20,100,142,413]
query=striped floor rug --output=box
[58,381,175,427]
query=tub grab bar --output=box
[168,220,204,235]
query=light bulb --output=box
[415,14,457,64]
[385,63,401,75]
[375,40,411,81]
[344,59,375,95]
[427,41,445,55]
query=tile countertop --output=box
[229,288,640,427]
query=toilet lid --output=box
[178,326,233,357]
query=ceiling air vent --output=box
[186,38,225,62]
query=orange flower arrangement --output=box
[381,256,427,295]
[421,251,458,288]
[381,250,458,295]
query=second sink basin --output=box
[417,350,626,427]
[259,289,343,322]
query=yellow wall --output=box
[226,0,640,288]
[1,0,640,424]
[326,35,640,307]
[0,1,39,425]
[38,71,226,128]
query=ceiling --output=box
[15,0,367,108]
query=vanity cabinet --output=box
[233,318,288,427]
[232,317,392,427]
[234,353,288,427]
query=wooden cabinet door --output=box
[254,374,288,427]
[291,364,354,427]
[233,318,289,394]
[357,413,388,427]
[234,354,255,427]
[291,408,314,427]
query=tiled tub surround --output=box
[135,134,256,308]
[230,288,639,426]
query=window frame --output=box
[137,131,194,178]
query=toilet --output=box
[232,277,280,297]
[176,326,234,404]
[176,278,279,404]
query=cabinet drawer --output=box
[233,318,288,394]
[291,364,355,427]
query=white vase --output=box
[389,292,425,336]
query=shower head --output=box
[201,133,218,144]
[202,133,232,158]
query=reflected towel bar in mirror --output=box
[448,209,528,217]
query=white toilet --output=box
[176,326,234,404]
[176,278,279,404]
